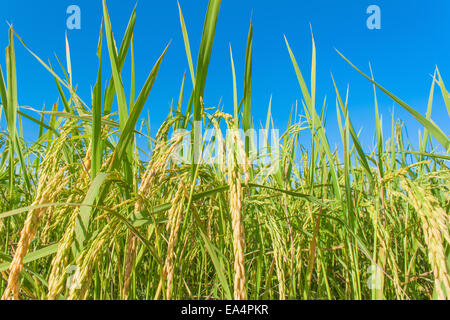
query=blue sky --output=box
[1,0,449,152]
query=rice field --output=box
[0,0,449,300]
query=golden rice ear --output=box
[161,185,186,299]
[400,178,450,300]
[2,166,69,300]
[227,130,247,300]
[122,233,138,300]
[46,208,78,300]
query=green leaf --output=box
[92,23,104,179]
[177,1,196,87]
[73,173,111,256]
[229,45,238,128]
[0,244,59,272]
[285,36,342,201]
[110,43,169,169]
[436,68,450,119]
[331,74,374,182]
[191,0,222,176]
[104,5,137,115]
[243,19,253,155]
[102,0,128,128]
[337,50,450,151]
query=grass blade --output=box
[73,173,111,256]
[243,19,253,155]
[337,50,450,151]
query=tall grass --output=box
[0,1,449,300]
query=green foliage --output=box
[0,0,449,301]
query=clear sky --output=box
[1,0,449,152]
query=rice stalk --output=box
[227,128,247,300]
[400,178,450,299]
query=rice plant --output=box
[0,0,449,300]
